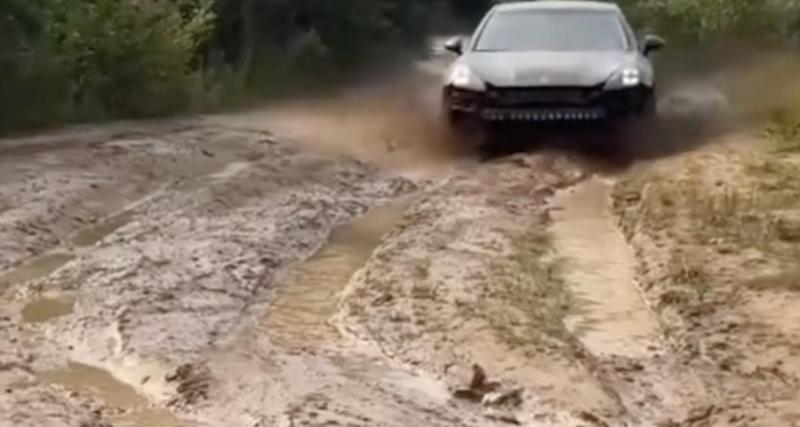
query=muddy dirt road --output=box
[3,56,800,426]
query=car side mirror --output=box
[444,37,464,55]
[642,34,665,55]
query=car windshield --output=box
[475,9,628,52]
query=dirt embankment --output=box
[613,132,800,426]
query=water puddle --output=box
[40,362,182,427]
[73,210,136,247]
[22,294,75,323]
[551,177,660,357]
[0,253,75,289]
[263,201,409,347]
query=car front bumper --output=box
[444,84,651,123]
[480,106,607,121]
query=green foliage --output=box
[621,0,800,45]
[3,0,800,133]
[0,0,68,129]
[207,0,433,95]
[51,0,215,117]
[1,0,214,131]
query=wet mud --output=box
[22,294,75,323]
[551,176,660,358]
[263,200,411,347]
[0,254,75,290]
[40,362,182,427]
[72,210,136,248]
[1,47,796,426]
[0,121,420,427]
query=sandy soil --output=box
[613,134,800,426]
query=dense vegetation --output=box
[1,0,799,132]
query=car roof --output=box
[493,1,621,13]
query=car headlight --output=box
[605,67,641,89]
[448,64,486,91]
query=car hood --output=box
[465,51,637,87]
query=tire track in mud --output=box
[5,169,261,427]
[1,183,172,292]
[0,123,275,274]
[334,154,642,426]
[549,175,709,426]
[0,124,422,427]
[260,198,413,348]
[0,56,755,426]
[0,136,265,427]
[552,176,661,358]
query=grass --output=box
[765,111,800,153]
[746,158,800,193]
[615,130,800,295]
[623,158,800,255]
[664,250,713,299]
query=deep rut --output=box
[551,176,660,358]
[262,199,412,347]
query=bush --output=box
[0,0,214,132]
[621,0,800,47]
[0,0,70,129]
[206,0,433,95]
[51,0,214,118]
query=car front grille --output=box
[489,87,601,106]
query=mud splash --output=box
[22,294,75,323]
[39,362,182,427]
[262,201,410,347]
[0,253,75,289]
[551,177,660,357]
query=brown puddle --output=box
[40,362,182,427]
[22,294,75,323]
[0,253,75,289]
[73,210,135,247]
[551,177,660,357]
[263,201,409,347]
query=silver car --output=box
[442,0,665,126]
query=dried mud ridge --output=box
[1,120,798,427]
